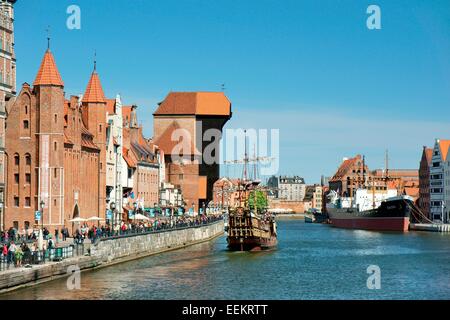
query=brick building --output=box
[5,48,101,231]
[329,155,369,197]
[213,177,241,209]
[153,92,232,212]
[122,105,160,216]
[0,0,16,230]
[329,154,419,199]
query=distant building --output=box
[320,175,330,187]
[419,146,433,218]
[213,177,241,209]
[278,176,306,201]
[329,154,419,200]
[329,155,369,197]
[303,185,314,212]
[267,175,279,198]
[430,139,450,222]
[312,185,323,212]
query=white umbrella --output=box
[134,213,150,221]
[69,217,87,223]
[87,216,104,221]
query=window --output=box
[54,114,57,124]
[25,106,28,115]
[14,197,19,207]
[433,162,440,168]
[54,168,57,178]
[23,120,29,129]
[179,174,184,180]
[54,142,58,151]
[26,155,31,166]
[25,197,31,207]
[24,221,30,230]
[14,155,19,165]
[13,221,18,230]
[14,173,18,183]
[25,173,31,183]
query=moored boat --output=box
[327,189,414,232]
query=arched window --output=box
[25,154,31,166]
[14,154,19,166]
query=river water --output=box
[2,219,450,300]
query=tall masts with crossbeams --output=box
[224,130,274,182]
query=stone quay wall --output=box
[0,220,224,293]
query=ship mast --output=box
[243,130,248,182]
[384,149,389,191]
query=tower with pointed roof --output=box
[82,62,107,218]
[34,47,65,228]
[5,46,66,230]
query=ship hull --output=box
[327,198,412,232]
[227,236,277,251]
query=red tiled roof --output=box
[33,50,64,87]
[80,124,100,150]
[122,105,132,123]
[439,140,450,162]
[106,99,116,114]
[123,147,137,168]
[330,155,361,182]
[83,72,106,103]
[154,92,231,116]
[64,132,73,145]
[425,148,433,164]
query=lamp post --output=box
[110,202,116,236]
[40,200,45,237]
[133,202,138,227]
[442,201,447,224]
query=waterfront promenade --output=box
[0,217,224,293]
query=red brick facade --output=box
[153,92,232,211]
[4,49,101,231]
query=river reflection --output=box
[2,220,450,300]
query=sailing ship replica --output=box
[227,181,278,251]
[225,131,278,251]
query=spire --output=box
[83,70,106,103]
[46,26,50,51]
[33,49,64,87]
[93,50,97,72]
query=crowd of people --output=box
[0,214,223,270]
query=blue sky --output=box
[14,0,450,183]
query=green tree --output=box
[247,190,268,212]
